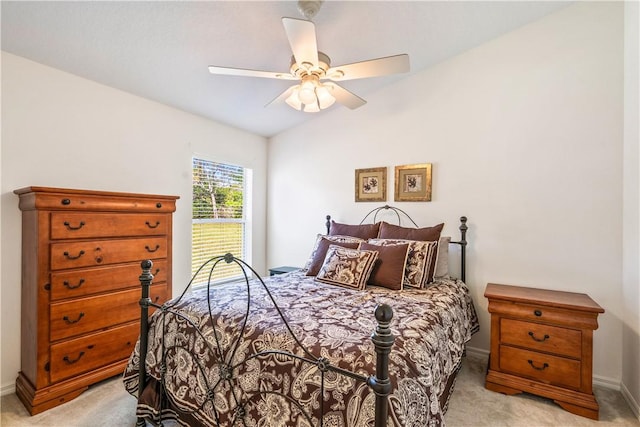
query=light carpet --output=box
[1,354,638,426]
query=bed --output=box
[123,206,479,427]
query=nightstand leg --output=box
[555,400,599,421]
[485,379,522,396]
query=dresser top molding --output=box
[14,186,179,212]
[485,283,604,314]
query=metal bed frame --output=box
[135,207,468,427]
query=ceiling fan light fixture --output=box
[316,85,335,109]
[303,102,320,113]
[285,86,303,110]
[298,77,318,105]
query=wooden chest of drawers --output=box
[14,187,178,414]
[484,283,604,420]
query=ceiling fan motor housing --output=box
[289,51,331,78]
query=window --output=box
[192,157,250,283]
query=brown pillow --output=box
[368,238,439,288]
[315,245,378,290]
[329,220,381,239]
[305,237,361,276]
[359,242,409,290]
[378,221,444,242]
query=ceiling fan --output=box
[207,1,410,113]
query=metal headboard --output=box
[325,206,468,282]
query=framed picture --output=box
[355,167,387,202]
[394,163,432,202]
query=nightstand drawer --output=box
[499,345,581,389]
[488,300,599,330]
[500,318,582,358]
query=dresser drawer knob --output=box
[528,331,550,342]
[63,312,85,324]
[63,250,85,260]
[527,360,549,371]
[63,221,85,231]
[61,198,71,205]
[145,245,160,253]
[63,279,85,290]
[156,202,162,209]
[145,221,161,229]
[534,310,542,317]
[63,351,85,364]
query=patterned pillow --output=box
[303,234,365,272]
[358,242,409,290]
[368,238,438,288]
[378,221,444,242]
[305,237,361,276]
[315,245,378,290]
[329,220,381,239]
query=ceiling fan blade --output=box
[208,65,297,80]
[325,54,410,81]
[282,17,318,67]
[327,83,367,110]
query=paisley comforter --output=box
[123,271,479,427]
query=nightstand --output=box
[484,283,604,420]
[268,266,300,276]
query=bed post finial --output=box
[369,303,394,427]
[137,260,154,427]
[326,215,331,235]
[459,217,468,283]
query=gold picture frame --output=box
[394,163,432,202]
[355,167,387,202]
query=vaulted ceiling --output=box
[1,1,570,137]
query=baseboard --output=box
[621,381,640,421]
[593,374,621,391]
[1,381,16,397]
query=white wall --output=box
[0,52,268,392]
[268,1,626,389]
[623,0,640,416]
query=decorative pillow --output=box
[315,245,378,290]
[329,220,381,240]
[359,242,409,290]
[434,236,451,279]
[305,236,362,276]
[378,221,444,242]
[368,238,438,288]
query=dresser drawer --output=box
[50,237,167,270]
[49,322,139,383]
[500,318,582,359]
[50,213,169,239]
[499,345,581,389]
[50,285,168,341]
[50,260,168,301]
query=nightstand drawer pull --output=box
[527,359,549,371]
[63,351,85,364]
[534,309,542,317]
[528,331,550,342]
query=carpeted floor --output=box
[1,353,638,426]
